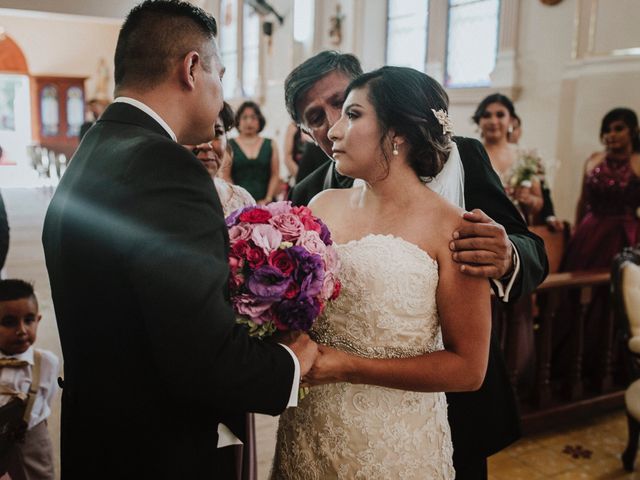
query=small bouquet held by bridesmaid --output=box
[226,201,341,338]
[508,149,546,189]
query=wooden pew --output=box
[493,235,633,433]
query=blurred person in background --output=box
[222,101,280,205]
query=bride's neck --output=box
[360,163,423,210]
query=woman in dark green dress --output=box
[222,101,280,204]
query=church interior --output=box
[0,0,640,478]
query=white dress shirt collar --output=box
[113,97,177,142]
[0,345,35,365]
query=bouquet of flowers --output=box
[508,149,545,189]
[226,201,341,338]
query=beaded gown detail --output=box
[271,234,454,480]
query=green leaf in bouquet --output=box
[236,316,278,338]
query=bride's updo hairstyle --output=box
[345,66,452,180]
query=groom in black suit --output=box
[42,2,317,479]
[284,51,548,479]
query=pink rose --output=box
[269,213,305,241]
[251,224,283,255]
[254,307,275,325]
[233,294,272,320]
[229,224,253,242]
[320,272,336,301]
[323,246,340,275]
[265,201,292,216]
[297,230,326,257]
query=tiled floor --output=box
[488,411,636,479]
[2,182,639,480]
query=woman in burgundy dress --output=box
[556,108,640,382]
[563,108,640,270]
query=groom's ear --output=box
[180,51,200,91]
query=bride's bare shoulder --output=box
[308,187,356,217]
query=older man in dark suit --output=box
[42,2,317,479]
[285,51,548,480]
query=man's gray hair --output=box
[284,51,363,124]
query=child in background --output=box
[0,280,58,480]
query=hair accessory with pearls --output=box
[431,109,454,136]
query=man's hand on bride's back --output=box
[280,332,319,377]
[449,209,514,280]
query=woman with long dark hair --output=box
[563,107,640,270]
[554,108,640,384]
[223,101,280,205]
[271,66,491,479]
[473,94,550,226]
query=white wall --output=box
[3,1,639,218]
[0,9,121,98]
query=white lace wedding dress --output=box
[271,234,455,479]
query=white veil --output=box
[423,141,465,209]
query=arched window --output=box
[385,0,429,71]
[40,85,59,137]
[66,86,84,138]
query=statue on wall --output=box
[93,57,110,101]
[328,3,344,46]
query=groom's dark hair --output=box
[114,0,218,94]
[285,51,363,124]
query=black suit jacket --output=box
[289,136,548,458]
[43,103,295,479]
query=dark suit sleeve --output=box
[0,191,8,270]
[126,142,294,415]
[288,160,332,206]
[539,181,556,220]
[456,137,548,300]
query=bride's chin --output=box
[334,160,357,179]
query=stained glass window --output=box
[385,0,429,71]
[445,0,500,88]
[242,2,260,98]
[41,85,59,137]
[66,86,84,137]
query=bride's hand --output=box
[302,345,353,386]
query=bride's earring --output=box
[392,143,399,156]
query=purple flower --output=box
[317,220,333,245]
[226,206,253,227]
[275,297,321,331]
[288,246,325,297]
[246,265,290,301]
[233,294,272,319]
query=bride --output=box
[271,67,491,479]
